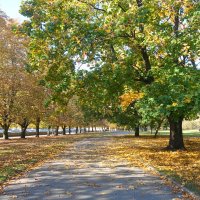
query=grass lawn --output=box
[0,133,99,191]
[103,135,200,196]
[134,129,200,137]
[158,129,200,137]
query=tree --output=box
[44,95,84,135]
[0,16,27,139]
[64,96,84,133]
[138,67,200,148]
[30,78,47,137]
[14,72,47,138]
[13,73,32,139]
[19,1,76,102]
[20,0,200,150]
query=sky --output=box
[0,0,26,22]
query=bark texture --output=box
[167,116,185,150]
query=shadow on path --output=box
[0,138,183,200]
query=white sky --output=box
[0,0,26,22]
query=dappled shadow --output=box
[0,137,183,200]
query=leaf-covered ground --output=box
[0,137,190,200]
[0,134,99,191]
[103,135,200,196]
[0,133,199,199]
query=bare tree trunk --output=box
[62,125,66,135]
[150,126,153,134]
[2,114,11,140]
[2,124,9,140]
[47,125,51,136]
[79,127,82,133]
[35,117,40,137]
[134,125,140,137]
[69,126,71,134]
[154,120,163,138]
[55,126,59,136]
[21,127,26,139]
[154,129,159,138]
[75,127,78,134]
[20,118,29,139]
[167,115,185,150]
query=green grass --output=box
[158,129,200,137]
[159,169,200,196]
[185,182,200,196]
[125,129,200,137]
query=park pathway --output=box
[0,137,185,200]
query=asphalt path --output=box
[0,137,184,200]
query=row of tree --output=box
[0,12,108,139]
[19,0,200,150]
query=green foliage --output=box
[138,67,200,121]
[20,0,200,139]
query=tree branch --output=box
[136,0,143,7]
[110,44,117,61]
[140,47,151,72]
[118,4,126,12]
[77,0,106,12]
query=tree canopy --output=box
[19,0,200,149]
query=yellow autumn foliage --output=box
[172,102,178,107]
[120,92,144,109]
[0,134,98,189]
[104,136,200,195]
[184,97,192,104]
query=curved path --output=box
[0,137,184,200]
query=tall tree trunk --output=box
[69,126,71,134]
[2,114,11,140]
[75,127,78,134]
[62,125,66,135]
[84,127,86,133]
[21,127,26,139]
[154,119,163,138]
[91,126,94,132]
[150,125,153,134]
[20,118,29,139]
[79,127,82,133]
[167,115,185,150]
[2,124,9,140]
[134,125,140,137]
[35,117,40,138]
[47,125,51,136]
[154,128,159,138]
[55,126,59,136]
